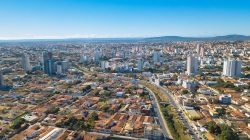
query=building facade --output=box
[187,55,198,75]
[222,59,242,77]
[21,53,31,72]
[42,51,55,76]
[219,94,232,104]
[0,70,4,86]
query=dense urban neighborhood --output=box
[0,40,250,140]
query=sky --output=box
[0,0,250,39]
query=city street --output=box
[158,85,200,140]
[143,86,173,140]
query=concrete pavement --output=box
[143,86,173,140]
[158,85,200,140]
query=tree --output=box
[103,105,109,113]
[11,118,25,129]
[82,85,91,93]
[124,88,131,94]
[98,78,105,82]
[103,90,111,96]
[103,86,108,90]
[181,90,189,95]
[172,74,178,81]
[92,112,99,121]
[0,132,4,139]
[216,108,226,116]
[219,125,239,140]
[46,107,60,114]
[207,122,221,135]
[56,117,85,130]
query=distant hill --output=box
[145,35,250,41]
[1,35,250,43]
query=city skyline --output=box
[1,0,250,39]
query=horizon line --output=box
[0,34,248,41]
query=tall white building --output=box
[0,70,4,86]
[80,55,88,63]
[137,58,143,71]
[61,61,69,73]
[21,54,31,72]
[222,59,242,77]
[94,50,101,62]
[56,64,62,74]
[199,46,205,58]
[187,55,198,75]
[196,44,201,54]
[101,61,109,70]
[196,44,205,58]
[153,51,160,64]
[112,50,116,58]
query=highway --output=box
[157,85,200,140]
[143,86,173,140]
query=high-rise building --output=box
[0,70,4,86]
[187,55,198,75]
[61,61,69,73]
[56,64,62,74]
[21,53,31,72]
[137,58,143,71]
[94,50,101,63]
[199,46,205,58]
[222,59,242,77]
[123,51,128,59]
[196,44,205,58]
[101,61,109,70]
[112,49,116,58]
[42,51,55,76]
[196,44,201,54]
[153,51,160,64]
[80,55,88,63]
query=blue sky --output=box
[0,0,250,39]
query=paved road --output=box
[143,86,173,140]
[84,132,149,140]
[158,85,200,140]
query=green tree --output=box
[181,89,189,95]
[216,108,226,117]
[207,122,221,135]
[11,118,25,129]
[219,125,239,140]
[46,107,60,114]
[82,85,91,92]
[103,90,111,96]
[92,112,99,121]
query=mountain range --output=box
[1,35,250,42]
[145,35,250,41]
